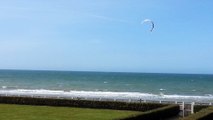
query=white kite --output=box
[141,19,154,32]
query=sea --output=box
[0,70,213,102]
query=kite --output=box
[142,19,154,32]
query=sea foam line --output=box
[0,89,213,102]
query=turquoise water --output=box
[0,70,213,102]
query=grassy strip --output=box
[194,105,209,113]
[0,96,166,111]
[181,106,213,120]
[118,104,180,120]
[0,104,141,120]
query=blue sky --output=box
[0,0,213,74]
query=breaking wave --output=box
[0,89,213,102]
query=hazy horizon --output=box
[1,69,213,75]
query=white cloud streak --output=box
[88,14,132,23]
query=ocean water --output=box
[0,70,213,102]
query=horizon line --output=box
[0,68,212,75]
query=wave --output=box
[2,86,7,89]
[159,88,166,91]
[0,89,213,102]
[1,86,18,89]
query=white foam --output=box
[159,88,166,91]
[0,89,213,102]
[2,86,7,89]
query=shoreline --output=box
[1,89,213,103]
[1,89,212,117]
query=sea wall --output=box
[0,96,166,112]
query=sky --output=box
[0,0,213,74]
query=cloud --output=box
[87,13,132,24]
[0,6,29,10]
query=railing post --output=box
[182,101,185,117]
[191,102,195,114]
